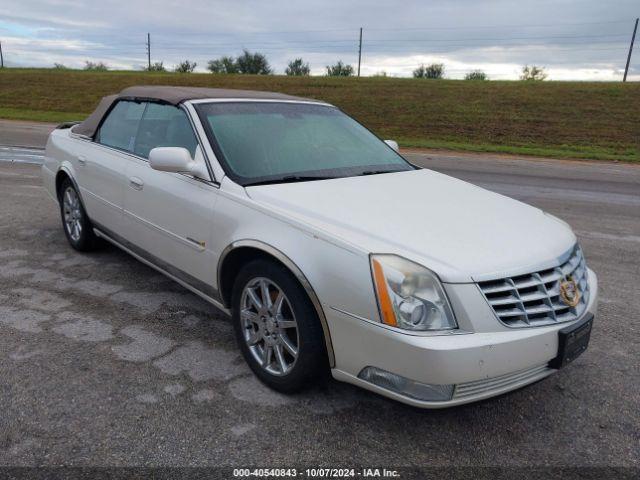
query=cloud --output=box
[0,0,638,80]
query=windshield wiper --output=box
[244,175,336,187]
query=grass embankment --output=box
[1,68,638,162]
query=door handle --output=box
[129,176,144,190]
[77,155,86,166]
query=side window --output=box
[96,101,146,152]
[133,103,198,159]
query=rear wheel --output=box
[59,178,100,251]
[231,258,328,392]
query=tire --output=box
[58,177,100,252]
[231,258,329,393]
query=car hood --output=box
[245,169,576,282]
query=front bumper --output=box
[328,268,598,408]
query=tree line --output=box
[412,63,547,80]
[71,51,548,80]
[170,50,355,76]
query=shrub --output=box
[520,65,547,81]
[465,70,488,81]
[53,63,68,69]
[145,61,166,72]
[326,60,354,77]
[285,58,310,76]
[207,56,239,74]
[174,60,197,73]
[84,61,108,71]
[236,50,272,75]
[413,63,444,79]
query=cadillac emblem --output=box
[559,276,580,307]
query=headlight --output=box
[370,254,457,331]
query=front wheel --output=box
[231,259,328,393]
[59,178,100,251]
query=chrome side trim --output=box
[186,237,206,248]
[122,207,206,252]
[83,188,121,213]
[93,223,226,313]
[188,98,333,107]
[218,239,335,367]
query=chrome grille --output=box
[478,245,590,327]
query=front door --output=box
[121,102,219,296]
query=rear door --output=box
[76,100,145,233]
[121,102,219,295]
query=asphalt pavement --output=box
[0,119,56,149]
[0,121,638,468]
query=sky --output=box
[1,0,638,80]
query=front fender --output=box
[218,239,338,367]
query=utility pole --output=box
[623,18,638,82]
[0,41,4,68]
[357,27,363,77]
[146,33,151,71]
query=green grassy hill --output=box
[1,68,638,162]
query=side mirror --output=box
[384,140,399,152]
[149,147,207,179]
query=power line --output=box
[149,38,628,52]
[7,38,626,58]
[26,29,628,52]
[149,33,629,48]
[147,40,628,53]
[366,19,631,31]
[349,33,629,42]
[74,18,629,41]
[56,19,630,39]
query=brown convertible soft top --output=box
[71,85,322,138]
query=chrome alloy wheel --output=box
[240,277,300,376]
[63,186,83,242]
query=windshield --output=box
[195,102,414,186]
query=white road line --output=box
[0,146,45,165]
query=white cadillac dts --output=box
[42,86,597,408]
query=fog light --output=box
[358,366,454,402]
